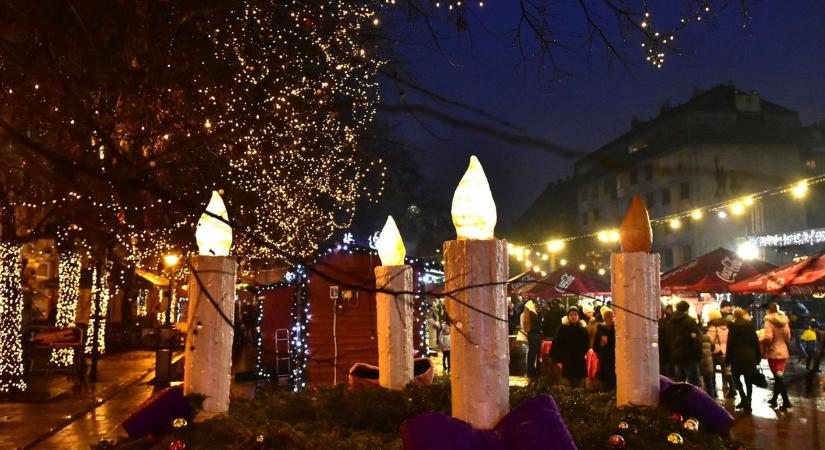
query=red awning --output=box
[521,268,610,298]
[661,247,776,295]
[729,255,825,295]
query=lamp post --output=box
[444,155,509,429]
[374,215,414,389]
[612,195,660,407]
[162,254,179,326]
[184,191,236,418]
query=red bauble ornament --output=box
[168,440,186,450]
[670,412,685,423]
[609,435,627,448]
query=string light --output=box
[51,252,81,366]
[669,218,681,230]
[792,180,808,199]
[0,244,26,392]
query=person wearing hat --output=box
[550,306,590,388]
[800,318,819,371]
[719,300,733,322]
[593,306,616,391]
[666,300,703,387]
[706,308,735,399]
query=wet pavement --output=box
[0,350,157,449]
[729,360,825,450]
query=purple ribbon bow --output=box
[400,395,578,450]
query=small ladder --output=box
[274,328,291,385]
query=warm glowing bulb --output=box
[578,264,586,271]
[196,191,232,256]
[559,259,568,266]
[376,215,406,266]
[598,268,606,276]
[163,254,180,267]
[743,197,754,206]
[532,266,541,273]
[730,202,745,216]
[451,155,497,240]
[691,209,703,220]
[609,230,620,242]
[717,210,728,219]
[669,218,681,230]
[547,240,565,252]
[792,181,808,199]
[525,260,533,268]
[736,241,759,260]
[597,231,609,242]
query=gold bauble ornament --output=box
[683,417,699,432]
[667,433,684,445]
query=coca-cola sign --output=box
[555,273,576,293]
[715,257,743,283]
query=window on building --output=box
[629,169,638,185]
[805,160,817,171]
[660,248,674,268]
[680,182,690,200]
[661,188,671,206]
[644,163,653,181]
[646,192,655,208]
[682,245,693,263]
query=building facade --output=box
[513,85,813,271]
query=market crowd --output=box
[503,296,825,413]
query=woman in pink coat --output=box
[761,302,792,410]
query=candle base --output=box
[612,252,661,407]
[444,239,509,429]
[375,265,414,390]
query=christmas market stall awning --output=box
[507,270,541,295]
[135,268,170,287]
[660,247,776,295]
[729,255,825,295]
[521,268,610,298]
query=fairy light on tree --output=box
[85,267,110,355]
[51,251,82,366]
[0,244,26,393]
[200,1,384,261]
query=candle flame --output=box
[376,215,406,266]
[196,191,232,256]
[619,194,652,253]
[451,155,497,239]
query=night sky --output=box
[379,0,825,236]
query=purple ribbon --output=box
[400,395,577,450]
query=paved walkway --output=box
[0,350,157,449]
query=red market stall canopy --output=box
[729,255,825,295]
[521,268,610,298]
[660,247,776,295]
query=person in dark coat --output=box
[593,306,616,391]
[667,301,702,386]
[542,299,565,338]
[658,304,674,377]
[725,308,762,412]
[520,299,543,378]
[550,306,590,388]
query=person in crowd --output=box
[801,318,820,371]
[550,306,590,388]
[593,306,616,391]
[658,303,674,377]
[520,299,543,378]
[507,297,519,335]
[438,320,451,374]
[761,302,792,410]
[707,308,734,399]
[700,326,717,397]
[720,300,733,322]
[789,298,811,361]
[667,301,703,386]
[542,298,565,338]
[726,307,761,412]
[580,304,599,348]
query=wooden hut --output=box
[257,245,439,389]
